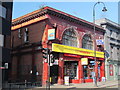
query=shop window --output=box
[64,61,78,79]
[82,34,93,50]
[83,60,95,79]
[62,28,77,47]
[24,28,29,43]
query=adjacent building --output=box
[11,6,105,85]
[95,18,120,81]
[0,1,13,88]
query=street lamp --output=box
[93,1,107,87]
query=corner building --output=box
[11,7,105,85]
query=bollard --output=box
[25,80,27,88]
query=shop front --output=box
[52,43,105,84]
[63,54,80,83]
[81,57,104,83]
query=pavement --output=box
[27,80,120,90]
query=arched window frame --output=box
[62,28,78,47]
[82,34,93,50]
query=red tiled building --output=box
[11,6,105,85]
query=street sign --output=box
[96,39,104,45]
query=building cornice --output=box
[96,18,120,30]
[12,6,105,32]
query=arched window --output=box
[82,34,93,50]
[62,28,77,47]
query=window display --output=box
[83,60,95,79]
[64,61,78,79]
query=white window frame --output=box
[24,28,29,43]
[0,34,4,47]
[18,29,22,39]
[0,5,7,18]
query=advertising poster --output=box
[48,29,55,40]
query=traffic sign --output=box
[96,39,104,45]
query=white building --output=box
[95,18,120,81]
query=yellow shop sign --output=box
[52,43,104,58]
[81,58,88,65]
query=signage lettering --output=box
[52,43,104,58]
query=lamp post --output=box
[93,1,107,87]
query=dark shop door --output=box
[50,65,59,84]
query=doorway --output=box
[50,65,59,84]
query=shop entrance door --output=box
[50,65,58,84]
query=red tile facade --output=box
[11,6,105,86]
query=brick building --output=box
[11,6,105,85]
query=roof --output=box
[95,18,120,30]
[12,6,105,32]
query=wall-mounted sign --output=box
[81,58,88,65]
[96,39,104,45]
[48,29,55,40]
[52,43,104,58]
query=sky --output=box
[12,1,119,24]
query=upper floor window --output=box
[110,46,113,58]
[18,29,22,39]
[11,36,14,48]
[24,28,29,43]
[0,5,6,19]
[62,28,77,47]
[117,48,119,58]
[116,32,119,38]
[0,34,4,47]
[82,34,93,50]
[110,30,112,36]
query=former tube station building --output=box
[11,6,105,85]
